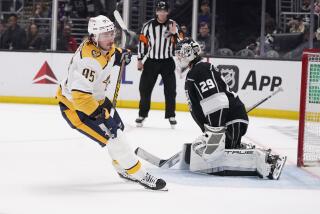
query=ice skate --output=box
[267,155,287,180]
[138,172,167,191]
[112,161,138,183]
[168,117,177,129]
[135,116,146,127]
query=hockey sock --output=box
[107,131,146,180]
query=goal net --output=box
[298,50,320,167]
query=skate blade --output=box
[144,186,168,192]
[170,124,176,129]
[136,123,143,127]
[118,174,138,183]
[121,178,138,183]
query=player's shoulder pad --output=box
[80,41,116,69]
[189,62,211,78]
[194,61,211,72]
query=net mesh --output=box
[304,55,320,164]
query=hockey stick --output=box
[111,10,130,108]
[112,59,126,108]
[114,10,137,48]
[114,10,129,32]
[246,87,284,113]
[135,147,182,168]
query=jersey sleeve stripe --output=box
[200,92,229,116]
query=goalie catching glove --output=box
[192,124,226,161]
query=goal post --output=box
[297,49,320,167]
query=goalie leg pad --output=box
[255,148,273,178]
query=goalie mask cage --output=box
[298,49,320,167]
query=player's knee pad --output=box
[107,132,130,157]
[107,132,138,168]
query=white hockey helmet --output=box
[88,15,115,42]
[175,38,201,68]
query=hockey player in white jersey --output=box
[56,15,166,190]
[174,38,286,179]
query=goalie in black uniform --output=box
[174,38,286,179]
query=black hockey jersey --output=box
[185,61,248,132]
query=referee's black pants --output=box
[138,58,176,118]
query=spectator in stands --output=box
[265,50,280,58]
[180,23,190,37]
[314,27,320,47]
[315,0,320,13]
[57,24,77,52]
[33,2,50,19]
[216,48,233,57]
[288,15,306,33]
[236,48,255,58]
[301,0,311,12]
[283,25,314,59]
[265,13,277,34]
[0,20,6,49]
[197,21,214,56]
[1,14,26,50]
[66,0,102,18]
[65,0,87,18]
[32,2,50,34]
[198,0,211,28]
[246,33,275,57]
[26,23,43,50]
[58,1,67,22]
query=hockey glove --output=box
[97,108,123,139]
[111,108,125,131]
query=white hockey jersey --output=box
[56,39,123,116]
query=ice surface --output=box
[0,103,319,214]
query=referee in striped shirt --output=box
[135,0,181,128]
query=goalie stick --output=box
[246,87,284,113]
[135,87,284,168]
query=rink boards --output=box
[0,51,303,119]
